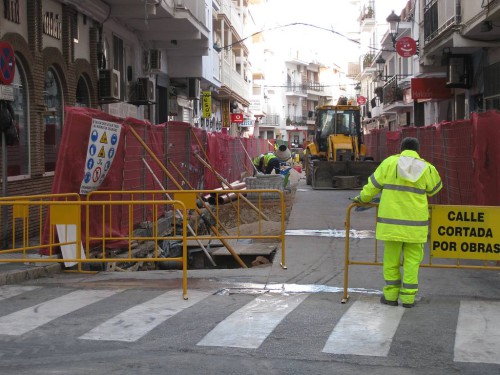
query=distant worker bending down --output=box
[353,137,442,308]
[253,144,291,175]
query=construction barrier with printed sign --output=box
[342,203,500,303]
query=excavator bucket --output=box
[311,160,379,189]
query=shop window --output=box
[3,57,29,178]
[43,68,63,173]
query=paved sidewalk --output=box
[0,259,62,285]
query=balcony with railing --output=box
[306,81,324,95]
[178,0,209,28]
[286,83,308,96]
[259,114,280,127]
[382,76,404,106]
[423,0,461,45]
[286,115,308,126]
[360,0,375,31]
[362,53,375,70]
[221,58,251,103]
[219,0,244,39]
[381,75,413,112]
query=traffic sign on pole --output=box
[0,42,15,85]
[356,96,367,106]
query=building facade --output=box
[0,0,253,198]
[354,0,500,132]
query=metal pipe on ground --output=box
[142,158,217,267]
[209,189,247,205]
[167,159,230,235]
[193,153,272,222]
[127,126,247,268]
[204,181,246,202]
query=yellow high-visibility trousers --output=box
[382,241,424,304]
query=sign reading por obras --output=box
[430,205,500,260]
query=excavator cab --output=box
[305,104,378,189]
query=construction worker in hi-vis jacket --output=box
[353,137,442,308]
[252,145,291,175]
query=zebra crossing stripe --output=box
[322,298,404,356]
[454,300,500,364]
[79,289,212,342]
[197,293,308,349]
[0,289,120,336]
[0,285,41,301]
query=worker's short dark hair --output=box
[400,137,419,152]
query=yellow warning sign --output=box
[100,132,108,144]
[430,205,500,260]
[98,146,106,158]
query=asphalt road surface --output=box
[0,178,499,375]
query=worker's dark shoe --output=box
[402,302,415,308]
[380,296,398,307]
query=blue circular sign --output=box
[87,158,94,170]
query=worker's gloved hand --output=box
[352,196,363,204]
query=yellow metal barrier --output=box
[0,188,286,298]
[343,203,500,303]
[0,197,189,299]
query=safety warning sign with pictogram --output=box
[80,118,122,195]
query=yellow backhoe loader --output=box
[304,102,379,189]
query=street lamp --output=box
[375,56,386,81]
[354,83,361,96]
[386,10,401,48]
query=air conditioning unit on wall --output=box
[98,69,120,100]
[144,49,161,72]
[135,77,155,102]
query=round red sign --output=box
[0,41,16,85]
[356,96,367,106]
[396,37,417,58]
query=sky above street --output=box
[252,0,410,70]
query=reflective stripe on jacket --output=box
[263,152,277,167]
[359,150,442,242]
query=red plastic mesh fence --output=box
[438,120,474,205]
[472,111,500,206]
[385,131,401,157]
[365,117,477,206]
[47,107,500,253]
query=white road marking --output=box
[0,289,120,336]
[79,289,212,342]
[322,298,404,356]
[454,300,500,364]
[197,293,308,349]
[0,285,41,301]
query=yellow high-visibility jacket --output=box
[359,150,442,242]
[253,152,276,171]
